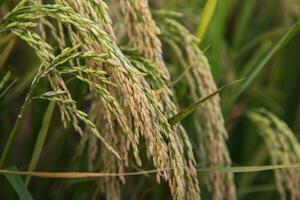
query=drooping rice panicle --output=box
[249,109,300,200]
[155,12,237,200]
[120,1,200,199]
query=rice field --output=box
[0,0,299,199]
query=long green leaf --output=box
[198,163,300,173]
[168,78,245,125]
[196,0,218,40]
[1,163,300,179]
[25,102,55,185]
[4,167,33,200]
[226,20,300,113]
[0,116,22,168]
[0,71,11,92]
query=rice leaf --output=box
[226,20,300,112]
[168,78,245,125]
[198,163,300,173]
[196,0,218,40]
[3,166,33,200]
[1,163,300,179]
[0,70,11,92]
[25,102,55,185]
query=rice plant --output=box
[0,0,299,199]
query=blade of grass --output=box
[25,102,55,185]
[4,167,33,200]
[0,64,37,108]
[202,163,300,173]
[0,70,11,91]
[196,0,218,40]
[225,20,300,113]
[168,78,245,125]
[155,65,192,95]
[0,78,17,100]
[1,163,300,178]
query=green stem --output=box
[0,79,37,168]
[25,102,55,185]
[0,102,29,168]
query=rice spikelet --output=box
[120,0,170,80]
